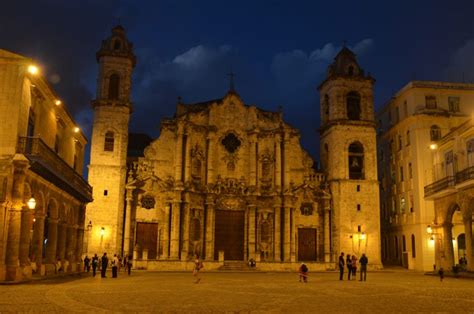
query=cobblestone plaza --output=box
[0,270,473,312]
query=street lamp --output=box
[27,197,36,210]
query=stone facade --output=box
[0,49,92,281]
[86,29,382,269]
[377,81,474,271]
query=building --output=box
[86,27,382,270]
[377,81,474,271]
[0,49,92,281]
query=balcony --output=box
[455,166,474,188]
[424,176,455,199]
[17,137,92,202]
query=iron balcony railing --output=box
[17,137,92,202]
[424,176,455,197]
[455,166,474,184]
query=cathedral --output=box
[85,26,382,270]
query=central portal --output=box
[214,210,245,260]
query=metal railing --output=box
[424,176,455,197]
[455,166,474,184]
[17,137,92,202]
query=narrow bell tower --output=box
[86,25,136,256]
[318,47,381,267]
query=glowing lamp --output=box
[27,65,39,75]
[55,100,61,106]
[100,227,105,236]
[429,143,438,150]
[27,197,36,210]
[426,225,433,234]
[73,127,80,133]
[360,232,366,240]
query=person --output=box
[92,254,99,277]
[351,255,357,280]
[55,257,62,274]
[438,267,444,282]
[359,253,368,281]
[346,254,352,280]
[193,254,203,283]
[127,255,133,275]
[338,252,345,280]
[101,252,108,278]
[299,263,309,283]
[84,255,91,273]
[112,254,119,278]
[248,258,256,268]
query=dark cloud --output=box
[444,39,474,82]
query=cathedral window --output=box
[430,125,441,141]
[221,133,241,153]
[141,195,156,209]
[192,159,202,179]
[108,74,120,100]
[346,91,361,120]
[411,234,416,258]
[348,141,364,180]
[191,218,201,242]
[300,203,313,216]
[113,39,121,50]
[104,131,115,152]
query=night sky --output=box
[2,0,474,171]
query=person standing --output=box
[127,255,133,276]
[351,255,358,280]
[92,254,99,277]
[193,254,203,283]
[112,254,119,278]
[359,253,368,281]
[346,254,353,280]
[299,263,309,283]
[101,252,108,278]
[338,252,345,280]
[84,255,91,273]
[438,267,444,282]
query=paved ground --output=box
[0,269,473,313]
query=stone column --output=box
[184,134,191,183]
[65,224,75,264]
[442,222,455,270]
[464,217,473,271]
[290,207,296,262]
[273,203,281,262]
[181,202,190,261]
[170,201,181,259]
[175,130,184,184]
[205,200,215,260]
[123,189,133,257]
[206,135,215,184]
[161,204,170,259]
[275,134,282,190]
[282,133,291,188]
[19,208,33,266]
[57,222,68,260]
[31,214,45,267]
[283,206,291,261]
[248,203,257,259]
[5,158,28,281]
[324,204,331,263]
[45,218,58,264]
[75,227,84,263]
[249,134,257,187]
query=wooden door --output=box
[298,228,317,261]
[136,222,158,259]
[214,210,245,260]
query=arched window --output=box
[108,74,120,100]
[104,131,115,152]
[323,94,329,118]
[113,39,121,50]
[430,125,441,141]
[346,91,361,120]
[411,234,416,258]
[348,142,364,179]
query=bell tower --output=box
[86,25,136,256]
[318,47,381,267]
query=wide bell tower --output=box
[86,25,136,256]
[318,47,381,267]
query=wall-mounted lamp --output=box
[87,221,92,231]
[28,65,39,75]
[27,197,36,210]
[429,143,438,150]
[360,232,366,240]
[100,227,105,236]
[427,225,433,234]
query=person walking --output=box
[112,254,119,278]
[359,253,368,281]
[438,267,444,282]
[351,255,357,280]
[299,263,309,283]
[346,254,353,280]
[92,254,99,277]
[101,252,108,278]
[338,252,345,280]
[127,255,133,276]
[84,255,91,273]
[193,254,203,283]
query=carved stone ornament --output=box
[216,196,246,211]
[141,195,156,209]
[300,202,313,216]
